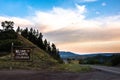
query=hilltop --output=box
[0,21,91,72]
[0,34,58,70]
[0,21,59,70]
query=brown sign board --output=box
[13,48,31,60]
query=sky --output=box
[0,0,120,54]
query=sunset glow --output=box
[0,0,120,53]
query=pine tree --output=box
[47,42,52,55]
[21,28,28,38]
[37,32,44,49]
[44,39,48,51]
[20,28,62,63]
[51,43,62,63]
[16,26,20,34]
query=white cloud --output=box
[43,13,120,53]
[0,16,34,29]
[32,4,86,32]
[0,4,120,53]
[102,2,106,6]
[45,15,120,42]
[75,4,86,14]
[0,4,87,32]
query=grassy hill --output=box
[0,34,58,70]
[0,21,91,72]
[0,34,91,72]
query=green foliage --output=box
[20,27,63,63]
[79,54,120,66]
[0,21,62,63]
[0,34,58,70]
[55,64,91,72]
[1,21,14,31]
[0,39,22,52]
[0,30,17,40]
[0,21,60,70]
[111,54,120,66]
[0,21,22,52]
[16,26,20,33]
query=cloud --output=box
[0,16,34,29]
[45,17,120,44]
[102,2,106,6]
[0,4,120,53]
[58,41,120,53]
[44,14,120,53]
[32,4,86,32]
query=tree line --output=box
[0,21,62,63]
[79,54,120,66]
[16,24,62,63]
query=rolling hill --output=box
[59,51,119,60]
[0,34,58,70]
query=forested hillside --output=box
[0,21,63,70]
[0,21,62,63]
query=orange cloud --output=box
[0,5,120,53]
[57,41,120,53]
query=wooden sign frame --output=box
[11,45,35,61]
[13,48,31,60]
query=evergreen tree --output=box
[36,30,39,38]
[30,28,33,34]
[51,43,62,63]
[16,26,20,34]
[37,33,44,49]
[51,43,57,58]
[21,28,29,38]
[44,39,48,51]
[28,28,34,42]
[33,29,36,36]
[47,42,51,54]
[20,27,62,63]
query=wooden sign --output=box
[13,48,31,60]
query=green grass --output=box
[0,53,57,70]
[52,63,91,72]
[0,54,91,72]
[0,35,57,70]
[0,35,91,72]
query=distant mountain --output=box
[59,51,120,60]
[59,51,80,59]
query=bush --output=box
[0,29,21,52]
[0,39,22,52]
[111,54,120,66]
[0,30,17,40]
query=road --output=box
[0,70,120,80]
[81,64,120,75]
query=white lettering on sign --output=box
[14,49,31,60]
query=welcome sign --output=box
[13,48,31,61]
